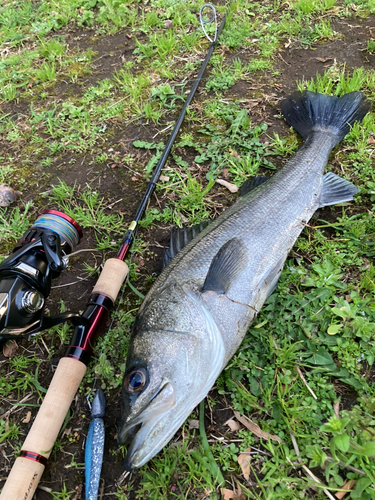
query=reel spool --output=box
[0,210,84,338]
[21,210,82,255]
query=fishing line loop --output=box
[86,375,100,411]
[86,393,92,411]
[199,4,217,43]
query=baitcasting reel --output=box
[0,210,85,338]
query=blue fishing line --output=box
[33,213,80,250]
[199,4,217,43]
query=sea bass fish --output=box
[118,91,370,469]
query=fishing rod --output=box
[0,5,231,499]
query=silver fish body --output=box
[118,91,370,469]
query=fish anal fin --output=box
[319,172,358,208]
[239,176,270,197]
[202,238,248,294]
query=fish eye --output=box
[124,367,148,394]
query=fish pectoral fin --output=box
[319,172,358,207]
[202,238,248,294]
[239,175,270,197]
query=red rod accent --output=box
[117,242,131,261]
[20,451,48,466]
[81,306,108,352]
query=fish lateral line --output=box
[226,296,257,312]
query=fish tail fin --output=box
[280,91,371,146]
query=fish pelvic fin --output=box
[280,91,371,146]
[202,238,248,294]
[319,172,358,207]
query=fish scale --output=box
[141,136,334,358]
[153,136,333,285]
[118,90,371,470]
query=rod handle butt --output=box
[0,357,86,500]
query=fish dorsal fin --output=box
[239,176,270,197]
[319,172,358,208]
[202,238,248,294]
[163,221,210,268]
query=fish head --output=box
[118,282,225,470]
[118,327,200,470]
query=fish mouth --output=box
[118,382,176,471]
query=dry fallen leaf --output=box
[22,411,32,424]
[160,175,170,182]
[234,411,282,443]
[0,184,22,207]
[368,135,375,144]
[335,479,356,499]
[74,484,83,500]
[237,448,251,480]
[216,179,239,193]
[3,340,18,358]
[220,486,245,500]
[188,419,199,430]
[315,57,333,63]
[221,488,235,500]
[164,19,173,29]
[131,173,143,181]
[224,418,241,432]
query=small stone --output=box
[0,184,22,207]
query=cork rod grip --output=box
[0,357,87,500]
[92,258,129,302]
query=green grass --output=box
[0,0,375,498]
